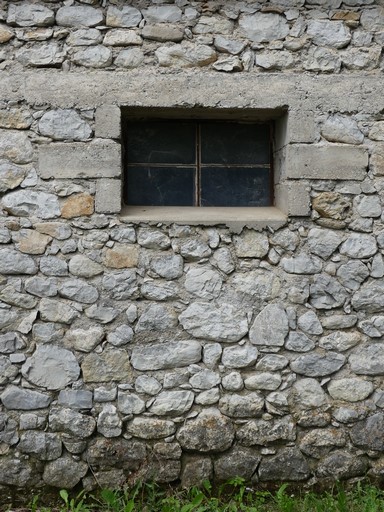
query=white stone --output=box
[56,6,104,27]
[307,227,343,260]
[106,6,142,28]
[39,109,92,141]
[7,4,54,27]
[135,376,162,395]
[16,43,66,67]
[131,340,202,371]
[185,267,222,299]
[307,20,351,49]
[282,254,322,274]
[354,195,382,218]
[337,260,369,291]
[156,43,217,68]
[222,344,258,369]
[297,310,323,335]
[149,390,194,416]
[249,304,288,347]
[115,49,144,68]
[189,369,220,390]
[339,233,377,259]
[2,190,60,219]
[73,46,112,68]
[244,373,282,391]
[321,115,364,145]
[239,13,289,43]
[67,29,102,46]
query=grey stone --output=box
[337,260,369,291]
[328,378,373,402]
[22,345,80,390]
[193,15,233,35]
[310,274,348,309]
[0,161,28,192]
[282,254,322,274]
[271,229,300,251]
[58,390,93,410]
[179,239,212,260]
[85,437,145,470]
[25,276,57,297]
[203,343,222,368]
[7,4,54,27]
[307,20,351,48]
[258,448,310,481]
[249,303,288,347]
[82,348,132,383]
[371,253,384,278]
[141,280,179,301]
[58,278,98,304]
[232,270,281,301]
[211,247,235,274]
[35,222,72,240]
[256,51,294,70]
[43,455,88,488]
[0,458,35,487]
[103,29,142,47]
[110,226,136,243]
[219,393,264,418]
[354,195,382,218]
[67,28,103,46]
[19,432,61,461]
[214,447,260,482]
[85,304,120,324]
[150,253,183,279]
[73,46,112,68]
[49,407,96,438]
[185,267,222,299]
[97,404,122,437]
[244,373,282,391]
[239,13,289,43]
[181,456,213,489]
[290,378,328,410]
[144,6,182,23]
[195,388,220,405]
[291,351,346,377]
[117,392,145,415]
[321,314,357,329]
[221,344,258,368]
[115,48,144,68]
[233,230,269,258]
[127,417,175,439]
[339,233,377,259]
[319,331,360,352]
[0,412,18,446]
[352,280,384,312]
[0,227,11,243]
[360,7,384,32]
[297,310,323,335]
[303,47,341,72]
[2,190,60,219]
[149,390,194,416]
[1,385,51,410]
[131,340,201,371]
[286,332,315,352]
[189,369,220,390]
[56,6,103,27]
[68,254,103,278]
[39,298,79,324]
[307,227,342,259]
[179,302,248,342]
[213,55,243,72]
[0,310,18,330]
[300,428,346,459]
[142,24,184,43]
[16,43,66,67]
[94,387,117,403]
[39,109,92,141]
[256,355,289,371]
[106,6,142,28]
[214,36,246,55]
[102,270,138,300]
[317,451,369,480]
[0,332,25,354]
[107,325,134,346]
[0,285,37,309]
[350,413,384,451]
[32,322,64,344]
[136,304,177,332]
[321,115,364,145]
[237,417,296,446]
[177,409,234,452]
[135,375,162,395]
[349,344,384,375]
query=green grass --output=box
[6,480,384,512]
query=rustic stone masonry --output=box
[1,0,384,491]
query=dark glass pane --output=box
[200,167,271,207]
[126,121,196,164]
[200,122,270,165]
[125,166,195,206]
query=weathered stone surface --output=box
[350,413,384,451]
[337,261,369,291]
[211,247,235,274]
[307,227,342,259]
[256,355,289,371]
[0,161,28,192]
[322,314,357,329]
[117,392,145,415]
[22,345,80,390]
[239,13,289,43]
[0,249,37,275]
[3,190,60,219]
[149,390,194,416]
[73,45,112,68]
[16,229,52,255]
[107,325,134,347]
[103,270,137,299]
[68,254,103,277]
[321,115,364,144]
[190,369,220,390]
[291,352,346,377]
[312,192,350,220]
[233,230,269,258]
[82,348,132,383]
[1,385,51,410]
[307,20,351,49]
[221,344,258,369]
[258,448,310,481]
[19,432,61,461]
[339,233,377,259]
[310,274,348,309]
[49,407,96,438]
[67,28,102,46]
[352,280,384,313]
[97,404,122,438]
[0,285,37,309]
[142,24,183,43]
[115,48,144,68]
[7,4,54,27]
[185,267,222,299]
[135,375,161,396]
[103,244,138,269]
[244,372,282,391]
[39,298,79,324]
[16,43,66,67]
[282,254,322,274]
[214,447,260,482]
[328,378,373,402]
[0,458,35,487]
[349,344,384,375]
[32,322,64,344]
[127,418,175,439]
[58,278,98,304]
[237,417,296,446]
[103,29,142,46]
[56,6,103,27]
[179,302,248,342]
[64,326,104,352]
[150,253,183,279]
[144,6,182,23]
[85,304,119,324]
[297,310,323,335]
[319,331,360,352]
[40,256,68,277]
[0,332,25,354]
[219,393,264,418]
[0,24,14,43]
[35,222,72,240]
[141,280,178,301]
[39,109,92,141]
[221,372,244,391]
[300,428,346,459]
[61,193,94,219]
[43,455,88,488]
[214,36,246,55]
[136,304,177,333]
[181,455,213,489]
[317,451,368,480]
[231,270,281,301]
[0,412,19,446]
[85,437,145,470]
[106,6,142,28]
[177,409,234,452]
[132,340,201,372]
[58,390,93,410]
[156,43,217,68]
[249,304,288,347]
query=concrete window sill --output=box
[120,206,287,233]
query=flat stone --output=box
[82,348,132,382]
[1,385,51,410]
[0,285,37,309]
[244,373,282,391]
[103,29,142,46]
[321,314,357,329]
[221,372,243,391]
[203,343,222,368]
[0,459,35,487]
[256,355,289,371]
[0,109,32,131]
[61,193,94,218]
[85,304,119,324]
[150,253,183,279]
[58,390,93,410]
[0,24,14,43]
[16,43,66,67]
[249,303,288,347]
[317,451,368,480]
[352,280,384,312]
[32,322,64,344]
[16,229,51,255]
[190,369,220,390]
[256,51,294,70]
[117,392,145,415]
[64,326,104,352]
[0,249,37,275]
[307,227,343,259]
[282,254,322,274]
[222,344,258,369]
[136,304,177,333]
[0,332,25,354]
[185,267,222,299]
[43,455,88,488]
[56,6,104,27]
[307,20,351,48]
[22,345,80,390]
[271,228,300,251]
[291,351,346,377]
[179,302,248,342]
[127,417,175,439]
[0,130,33,164]
[68,254,103,277]
[233,230,269,258]
[73,45,112,68]
[97,404,122,438]
[350,413,384,451]
[135,375,162,395]
[312,192,351,220]
[310,274,348,310]
[297,310,323,335]
[155,43,217,68]
[19,431,61,461]
[3,190,60,219]
[39,109,92,141]
[144,6,182,23]
[337,260,369,291]
[58,278,98,304]
[103,244,138,268]
[319,331,360,352]
[21,276,54,300]
[149,390,194,416]
[231,270,281,301]
[239,13,289,43]
[7,4,54,27]
[106,6,142,28]
[290,378,328,410]
[328,378,373,402]
[177,409,234,452]
[40,256,68,276]
[321,114,364,144]
[300,428,346,459]
[35,222,72,240]
[286,332,315,352]
[211,247,235,274]
[103,270,138,300]
[214,447,260,482]
[131,340,201,371]
[349,343,384,375]
[39,298,79,324]
[214,35,246,55]
[258,448,310,481]
[115,48,144,68]
[360,7,384,32]
[339,233,377,258]
[85,437,145,470]
[219,393,264,418]
[0,160,29,193]
[107,325,134,346]
[67,28,103,46]
[142,24,183,42]
[237,417,296,446]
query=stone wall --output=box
[1,0,384,491]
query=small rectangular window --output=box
[123,118,273,208]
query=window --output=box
[123,118,273,208]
